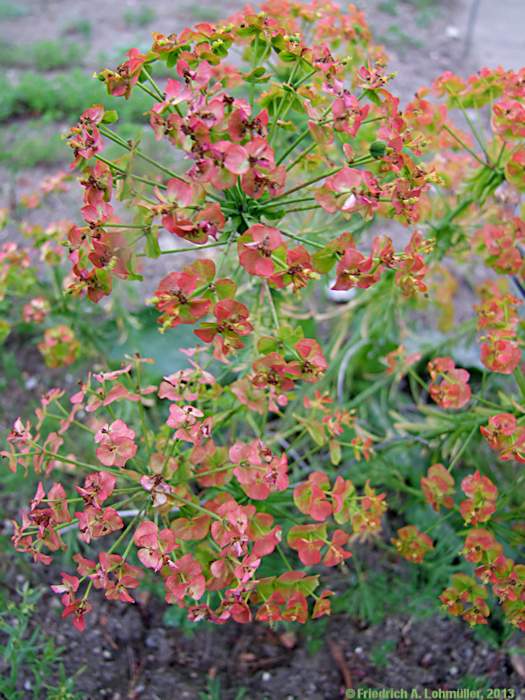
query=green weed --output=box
[370,638,397,668]
[0,70,151,124]
[0,122,67,169]
[0,0,28,18]
[198,677,247,700]
[123,6,157,28]
[62,19,92,40]
[0,40,84,70]
[186,6,224,22]
[0,584,83,700]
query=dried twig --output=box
[328,637,353,690]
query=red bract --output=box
[157,183,225,243]
[460,471,498,526]
[293,472,333,522]
[75,471,116,508]
[462,529,505,585]
[270,246,317,291]
[23,296,50,324]
[133,520,177,571]
[421,464,455,511]
[351,482,387,536]
[158,362,215,402]
[11,482,71,564]
[194,299,253,359]
[287,523,327,565]
[475,282,522,373]
[251,351,296,394]
[291,339,328,382]
[238,224,286,277]
[323,529,352,567]
[337,246,382,291]
[392,525,433,564]
[76,506,124,543]
[67,105,104,167]
[99,553,142,603]
[440,574,490,626]
[480,413,525,463]
[61,597,92,632]
[51,572,92,630]
[229,107,269,142]
[152,260,215,329]
[492,99,525,140]
[95,419,137,467]
[427,357,471,409]
[38,325,80,368]
[333,92,369,136]
[317,167,380,217]
[103,48,147,98]
[230,440,288,500]
[473,220,525,275]
[164,554,206,604]
[480,337,521,374]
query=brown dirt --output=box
[2,550,525,700]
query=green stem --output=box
[454,98,489,159]
[282,204,322,215]
[442,125,491,170]
[514,367,525,403]
[175,495,222,521]
[275,166,342,200]
[141,65,164,100]
[257,196,316,209]
[447,424,477,471]
[279,228,325,249]
[95,154,167,191]
[265,280,280,329]
[141,240,229,257]
[286,142,318,172]
[98,125,188,182]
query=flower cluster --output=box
[420,463,455,512]
[480,412,525,463]
[38,325,80,368]
[7,355,349,626]
[392,525,433,564]
[427,357,471,409]
[0,197,99,368]
[62,0,443,312]
[461,529,525,630]
[3,1,525,636]
[475,281,522,374]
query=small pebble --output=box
[25,377,38,390]
[102,649,113,660]
[445,25,460,39]
[355,646,364,655]
[419,652,433,668]
[449,665,458,676]
[262,671,272,682]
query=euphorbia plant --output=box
[3,1,525,633]
[0,175,107,370]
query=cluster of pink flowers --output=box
[3,0,525,634]
[427,357,471,410]
[475,281,522,374]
